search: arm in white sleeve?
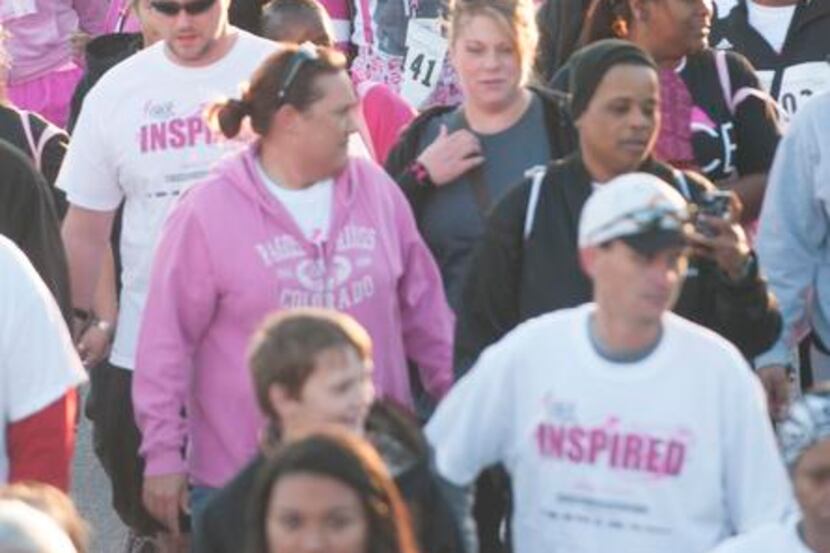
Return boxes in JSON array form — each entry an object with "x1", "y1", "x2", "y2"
[{"x1": 755, "y1": 104, "x2": 827, "y2": 368}]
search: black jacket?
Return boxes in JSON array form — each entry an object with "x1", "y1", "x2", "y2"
[
  {"x1": 711, "y1": 0, "x2": 830, "y2": 116},
  {"x1": 455, "y1": 154, "x2": 782, "y2": 373},
  {"x1": 68, "y1": 32, "x2": 142, "y2": 133},
  {"x1": 384, "y1": 86, "x2": 577, "y2": 223},
  {"x1": 0, "y1": 140, "x2": 71, "y2": 325},
  {"x1": 192, "y1": 402, "x2": 464, "y2": 553},
  {"x1": 229, "y1": 0, "x2": 266, "y2": 35},
  {"x1": 0, "y1": 105, "x2": 68, "y2": 206}
]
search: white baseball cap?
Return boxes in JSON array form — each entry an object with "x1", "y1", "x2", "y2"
[{"x1": 579, "y1": 172, "x2": 691, "y2": 255}]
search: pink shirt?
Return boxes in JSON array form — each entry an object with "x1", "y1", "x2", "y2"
[
  {"x1": 103, "y1": 0, "x2": 140, "y2": 34},
  {"x1": 1, "y1": 0, "x2": 107, "y2": 84}
]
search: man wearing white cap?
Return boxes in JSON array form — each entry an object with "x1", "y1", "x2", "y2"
[{"x1": 426, "y1": 172, "x2": 794, "y2": 553}]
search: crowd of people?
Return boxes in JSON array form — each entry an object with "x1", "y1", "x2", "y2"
[{"x1": 0, "y1": 0, "x2": 829, "y2": 552}]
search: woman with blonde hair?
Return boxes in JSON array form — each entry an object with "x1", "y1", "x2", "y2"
[{"x1": 386, "y1": 0, "x2": 574, "y2": 316}]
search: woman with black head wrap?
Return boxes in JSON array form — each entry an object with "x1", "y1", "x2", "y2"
[
  {"x1": 456, "y1": 39, "x2": 780, "y2": 376},
  {"x1": 549, "y1": 0, "x2": 781, "y2": 223}
]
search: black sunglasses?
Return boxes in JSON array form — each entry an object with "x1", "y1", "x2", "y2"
[
  {"x1": 150, "y1": 0, "x2": 216, "y2": 16},
  {"x1": 277, "y1": 46, "x2": 321, "y2": 102}
]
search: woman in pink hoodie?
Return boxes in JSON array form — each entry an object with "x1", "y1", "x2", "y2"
[{"x1": 133, "y1": 44, "x2": 454, "y2": 526}]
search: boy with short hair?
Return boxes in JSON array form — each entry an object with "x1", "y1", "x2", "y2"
[{"x1": 193, "y1": 308, "x2": 461, "y2": 553}]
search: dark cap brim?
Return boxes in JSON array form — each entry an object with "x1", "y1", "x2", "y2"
[{"x1": 619, "y1": 229, "x2": 688, "y2": 256}]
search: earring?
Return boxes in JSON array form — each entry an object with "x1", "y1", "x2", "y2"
[{"x1": 612, "y1": 15, "x2": 629, "y2": 37}]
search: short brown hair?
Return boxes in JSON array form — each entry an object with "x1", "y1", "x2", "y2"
[{"x1": 249, "y1": 308, "x2": 373, "y2": 419}]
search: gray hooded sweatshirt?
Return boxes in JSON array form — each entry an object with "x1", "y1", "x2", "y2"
[{"x1": 756, "y1": 90, "x2": 830, "y2": 368}]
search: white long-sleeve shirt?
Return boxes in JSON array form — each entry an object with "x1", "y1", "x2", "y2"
[{"x1": 427, "y1": 304, "x2": 794, "y2": 553}]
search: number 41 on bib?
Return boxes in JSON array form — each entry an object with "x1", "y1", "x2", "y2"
[{"x1": 400, "y1": 19, "x2": 449, "y2": 108}]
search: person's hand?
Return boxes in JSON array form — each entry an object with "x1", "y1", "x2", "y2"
[
  {"x1": 76, "y1": 321, "x2": 113, "y2": 368},
  {"x1": 417, "y1": 125, "x2": 484, "y2": 186},
  {"x1": 69, "y1": 31, "x2": 91, "y2": 59},
  {"x1": 143, "y1": 473, "x2": 189, "y2": 536},
  {"x1": 688, "y1": 214, "x2": 752, "y2": 281},
  {"x1": 756, "y1": 364, "x2": 791, "y2": 421}
]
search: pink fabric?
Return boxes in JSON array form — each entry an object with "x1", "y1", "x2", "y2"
[
  {"x1": 7, "y1": 63, "x2": 83, "y2": 128},
  {"x1": 359, "y1": 82, "x2": 416, "y2": 164},
  {"x1": 317, "y1": 0, "x2": 351, "y2": 49},
  {"x1": 134, "y1": 149, "x2": 454, "y2": 486},
  {"x1": 2, "y1": 0, "x2": 107, "y2": 84},
  {"x1": 653, "y1": 68, "x2": 698, "y2": 171},
  {"x1": 351, "y1": 46, "x2": 463, "y2": 108},
  {"x1": 103, "y1": 0, "x2": 141, "y2": 33}
]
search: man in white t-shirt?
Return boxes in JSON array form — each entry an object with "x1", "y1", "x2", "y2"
[
  {"x1": 56, "y1": 0, "x2": 276, "y2": 543},
  {"x1": 426, "y1": 173, "x2": 794, "y2": 553},
  {"x1": 0, "y1": 236, "x2": 86, "y2": 491},
  {"x1": 711, "y1": 387, "x2": 830, "y2": 553}
]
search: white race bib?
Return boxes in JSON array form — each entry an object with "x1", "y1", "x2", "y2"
[
  {"x1": 777, "y1": 61, "x2": 830, "y2": 116},
  {"x1": 400, "y1": 18, "x2": 448, "y2": 108}
]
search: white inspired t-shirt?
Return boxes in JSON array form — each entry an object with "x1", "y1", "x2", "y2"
[
  {"x1": 0, "y1": 237, "x2": 86, "y2": 483},
  {"x1": 426, "y1": 304, "x2": 794, "y2": 553},
  {"x1": 56, "y1": 30, "x2": 277, "y2": 370},
  {"x1": 710, "y1": 515, "x2": 813, "y2": 553},
  {"x1": 747, "y1": 1, "x2": 797, "y2": 53},
  {"x1": 255, "y1": 160, "x2": 333, "y2": 242}
]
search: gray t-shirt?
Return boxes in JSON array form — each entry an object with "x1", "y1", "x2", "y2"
[{"x1": 418, "y1": 93, "x2": 550, "y2": 311}]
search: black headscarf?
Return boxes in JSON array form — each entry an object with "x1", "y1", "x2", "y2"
[
  {"x1": 568, "y1": 38, "x2": 657, "y2": 119},
  {"x1": 0, "y1": 139, "x2": 72, "y2": 325}
]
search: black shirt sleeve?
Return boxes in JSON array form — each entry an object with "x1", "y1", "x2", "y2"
[{"x1": 726, "y1": 51, "x2": 782, "y2": 175}]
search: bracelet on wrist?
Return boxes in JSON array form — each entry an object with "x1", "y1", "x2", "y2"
[{"x1": 409, "y1": 160, "x2": 434, "y2": 187}]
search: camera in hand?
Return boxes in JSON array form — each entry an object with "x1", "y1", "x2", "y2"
[{"x1": 694, "y1": 191, "x2": 731, "y2": 238}]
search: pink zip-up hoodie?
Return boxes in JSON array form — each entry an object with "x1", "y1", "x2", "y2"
[{"x1": 133, "y1": 146, "x2": 454, "y2": 487}]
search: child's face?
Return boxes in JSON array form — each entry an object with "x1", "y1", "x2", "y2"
[{"x1": 275, "y1": 346, "x2": 375, "y2": 436}]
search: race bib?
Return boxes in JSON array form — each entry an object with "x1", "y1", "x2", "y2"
[
  {"x1": 0, "y1": 0, "x2": 37, "y2": 21},
  {"x1": 400, "y1": 18, "x2": 448, "y2": 108},
  {"x1": 777, "y1": 62, "x2": 830, "y2": 116}
]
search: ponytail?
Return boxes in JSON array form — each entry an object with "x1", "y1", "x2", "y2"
[{"x1": 212, "y1": 98, "x2": 251, "y2": 139}]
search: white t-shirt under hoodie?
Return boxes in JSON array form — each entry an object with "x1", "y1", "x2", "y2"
[
  {"x1": 255, "y1": 160, "x2": 333, "y2": 243},
  {"x1": 747, "y1": 0, "x2": 796, "y2": 54},
  {"x1": 426, "y1": 304, "x2": 794, "y2": 553},
  {"x1": 56, "y1": 29, "x2": 277, "y2": 370}
]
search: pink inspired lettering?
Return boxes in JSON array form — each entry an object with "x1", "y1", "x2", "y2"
[
  {"x1": 536, "y1": 423, "x2": 687, "y2": 477},
  {"x1": 140, "y1": 115, "x2": 216, "y2": 153}
]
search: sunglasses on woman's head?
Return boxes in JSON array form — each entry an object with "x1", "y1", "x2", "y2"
[
  {"x1": 277, "y1": 45, "x2": 321, "y2": 101},
  {"x1": 150, "y1": 0, "x2": 216, "y2": 17}
]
